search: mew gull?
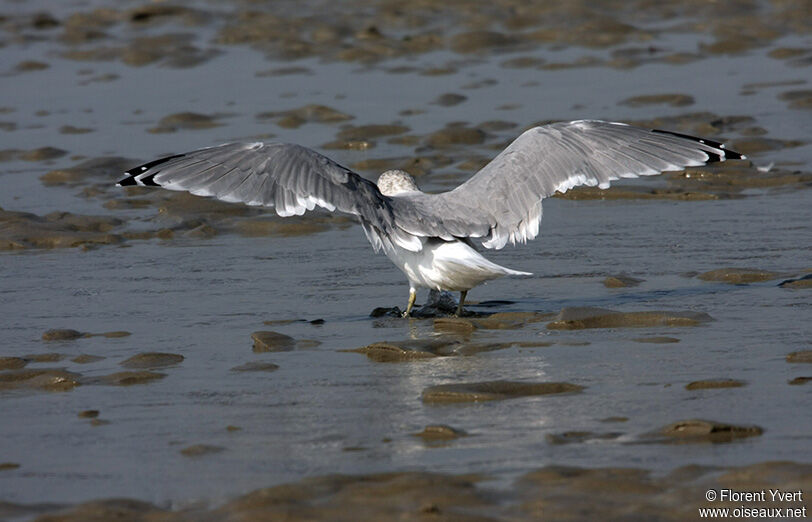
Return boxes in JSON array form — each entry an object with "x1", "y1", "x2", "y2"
[{"x1": 117, "y1": 120, "x2": 744, "y2": 317}]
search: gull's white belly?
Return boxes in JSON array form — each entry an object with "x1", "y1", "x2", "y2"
[{"x1": 384, "y1": 238, "x2": 531, "y2": 292}]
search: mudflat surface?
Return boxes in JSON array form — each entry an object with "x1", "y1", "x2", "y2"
[{"x1": 0, "y1": 0, "x2": 810, "y2": 519}]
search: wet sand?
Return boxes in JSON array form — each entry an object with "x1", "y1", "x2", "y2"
[{"x1": 0, "y1": 0, "x2": 810, "y2": 519}]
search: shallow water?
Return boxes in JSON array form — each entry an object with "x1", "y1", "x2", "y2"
[{"x1": 0, "y1": 0, "x2": 810, "y2": 515}]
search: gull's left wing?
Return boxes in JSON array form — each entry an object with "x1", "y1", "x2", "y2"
[{"x1": 389, "y1": 120, "x2": 745, "y2": 249}]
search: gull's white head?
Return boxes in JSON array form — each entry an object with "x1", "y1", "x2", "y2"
[{"x1": 377, "y1": 170, "x2": 419, "y2": 196}]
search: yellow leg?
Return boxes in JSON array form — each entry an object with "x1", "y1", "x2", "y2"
[
  {"x1": 403, "y1": 288, "x2": 416, "y2": 318},
  {"x1": 456, "y1": 290, "x2": 467, "y2": 317}
]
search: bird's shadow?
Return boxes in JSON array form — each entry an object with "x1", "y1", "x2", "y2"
[
  {"x1": 369, "y1": 280, "x2": 768, "y2": 320},
  {"x1": 369, "y1": 305, "x2": 492, "y2": 319}
]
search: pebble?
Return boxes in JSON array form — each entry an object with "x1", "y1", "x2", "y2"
[
  {"x1": 120, "y1": 352, "x2": 184, "y2": 369},
  {"x1": 148, "y1": 112, "x2": 222, "y2": 133},
  {"x1": 545, "y1": 431, "x2": 622, "y2": 445},
  {"x1": 0, "y1": 369, "x2": 82, "y2": 392},
  {"x1": 19, "y1": 147, "x2": 67, "y2": 161},
  {"x1": 336, "y1": 124, "x2": 409, "y2": 141},
  {"x1": 547, "y1": 307, "x2": 712, "y2": 329},
  {"x1": 697, "y1": 268, "x2": 779, "y2": 284},
  {"x1": 600, "y1": 416, "x2": 629, "y2": 423},
  {"x1": 422, "y1": 380, "x2": 584, "y2": 403},
  {"x1": 42, "y1": 329, "x2": 84, "y2": 341},
  {"x1": 23, "y1": 353, "x2": 65, "y2": 363},
  {"x1": 632, "y1": 336, "x2": 680, "y2": 344},
  {"x1": 786, "y1": 350, "x2": 812, "y2": 363},
  {"x1": 93, "y1": 371, "x2": 166, "y2": 386},
  {"x1": 685, "y1": 379, "x2": 746, "y2": 390},
  {"x1": 651, "y1": 419, "x2": 763, "y2": 443},
  {"x1": 603, "y1": 275, "x2": 643, "y2": 288},
  {"x1": 0, "y1": 357, "x2": 27, "y2": 370},
  {"x1": 230, "y1": 362, "x2": 280, "y2": 372},
  {"x1": 620, "y1": 93, "x2": 695, "y2": 107},
  {"x1": 348, "y1": 339, "x2": 512, "y2": 362},
  {"x1": 432, "y1": 93, "x2": 467, "y2": 107},
  {"x1": 778, "y1": 89, "x2": 812, "y2": 110},
  {"x1": 348, "y1": 342, "x2": 440, "y2": 362},
  {"x1": 425, "y1": 126, "x2": 486, "y2": 147},
  {"x1": 413, "y1": 425, "x2": 467, "y2": 441},
  {"x1": 257, "y1": 104, "x2": 353, "y2": 126},
  {"x1": 180, "y1": 444, "x2": 225, "y2": 457},
  {"x1": 251, "y1": 331, "x2": 296, "y2": 352},
  {"x1": 71, "y1": 354, "x2": 105, "y2": 364},
  {"x1": 1, "y1": 210, "x2": 123, "y2": 251},
  {"x1": 450, "y1": 30, "x2": 520, "y2": 53}
]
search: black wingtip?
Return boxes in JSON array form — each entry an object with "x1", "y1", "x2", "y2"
[
  {"x1": 122, "y1": 153, "x2": 186, "y2": 177},
  {"x1": 720, "y1": 147, "x2": 746, "y2": 161},
  {"x1": 650, "y1": 128, "x2": 744, "y2": 162},
  {"x1": 650, "y1": 128, "x2": 724, "y2": 148},
  {"x1": 704, "y1": 149, "x2": 723, "y2": 163},
  {"x1": 139, "y1": 173, "x2": 161, "y2": 187},
  {"x1": 118, "y1": 153, "x2": 186, "y2": 188}
]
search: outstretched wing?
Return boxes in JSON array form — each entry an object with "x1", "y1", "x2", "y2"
[
  {"x1": 388, "y1": 120, "x2": 745, "y2": 249},
  {"x1": 117, "y1": 142, "x2": 421, "y2": 252}
]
